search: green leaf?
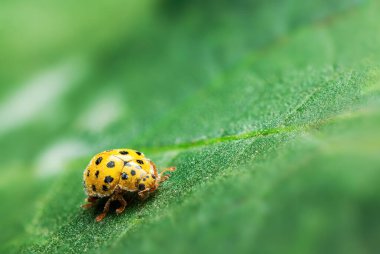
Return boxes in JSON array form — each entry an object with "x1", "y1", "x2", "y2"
[{"x1": 1, "y1": 0, "x2": 379, "y2": 253}]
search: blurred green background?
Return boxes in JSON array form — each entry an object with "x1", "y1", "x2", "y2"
[{"x1": 0, "y1": 0, "x2": 379, "y2": 253}]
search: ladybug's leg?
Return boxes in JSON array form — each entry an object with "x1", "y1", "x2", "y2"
[
  {"x1": 96, "y1": 187, "x2": 126, "y2": 221},
  {"x1": 115, "y1": 195, "x2": 127, "y2": 215},
  {"x1": 138, "y1": 189, "x2": 150, "y2": 200},
  {"x1": 149, "y1": 185, "x2": 157, "y2": 193},
  {"x1": 96, "y1": 197, "x2": 113, "y2": 222},
  {"x1": 87, "y1": 196, "x2": 98, "y2": 202},
  {"x1": 158, "y1": 167, "x2": 176, "y2": 183},
  {"x1": 81, "y1": 196, "x2": 98, "y2": 209}
]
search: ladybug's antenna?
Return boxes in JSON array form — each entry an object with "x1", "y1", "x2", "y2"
[{"x1": 158, "y1": 167, "x2": 176, "y2": 183}]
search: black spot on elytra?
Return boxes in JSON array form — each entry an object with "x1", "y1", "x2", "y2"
[
  {"x1": 121, "y1": 172, "x2": 128, "y2": 180},
  {"x1": 95, "y1": 157, "x2": 103, "y2": 165},
  {"x1": 102, "y1": 185, "x2": 108, "y2": 191},
  {"x1": 107, "y1": 161, "x2": 115, "y2": 168},
  {"x1": 87, "y1": 170, "x2": 90, "y2": 177},
  {"x1": 95, "y1": 171, "x2": 99, "y2": 178},
  {"x1": 104, "y1": 176, "x2": 114, "y2": 183},
  {"x1": 136, "y1": 159, "x2": 144, "y2": 165},
  {"x1": 138, "y1": 183, "x2": 146, "y2": 191},
  {"x1": 119, "y1": 151, "x2": 129, "y2": 155},
  {"x1": 92, "y1": 185, "x2": 96, "y2": 191},
  {"x1": 151, "y1": 174, "x2": 156, "y2": 179},
  {"x1": 136, "y1": 151, "x2": 142, "y2": 156},
  {"x1": 131, "y1": 169, "x2": 136, "y2": 176}
]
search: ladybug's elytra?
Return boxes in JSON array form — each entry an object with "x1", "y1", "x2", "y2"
[{"x1": 82, "y1": 149, "x2": 175, "y2": 221}]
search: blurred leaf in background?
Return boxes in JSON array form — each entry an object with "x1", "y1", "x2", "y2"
[{"x1": 0, "y1": 0, "x2": 379, "y2": 253}]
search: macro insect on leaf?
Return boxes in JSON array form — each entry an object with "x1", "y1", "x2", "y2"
[{"x1": 82, "y1": 149, "x2": 176, "y2": 221}]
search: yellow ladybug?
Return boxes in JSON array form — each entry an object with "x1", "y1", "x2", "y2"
[{"x1": 82, "y1": 149, "x2": 175, "y2": 221}]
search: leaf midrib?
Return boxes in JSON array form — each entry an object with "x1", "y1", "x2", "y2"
[{"x1": 141, "y1": 108, "x2": 366, "y2": 154}]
